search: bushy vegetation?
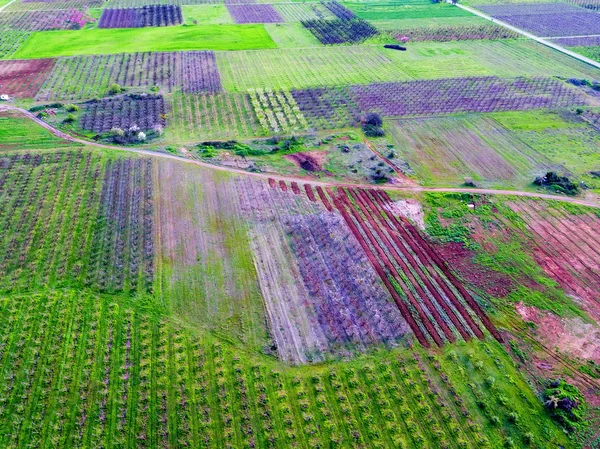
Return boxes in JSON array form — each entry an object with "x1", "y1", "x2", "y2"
[
  {"x1": 533, "y1": 171, "x2": 579, "y2": 195},
  {"x1": 543, "y1": 379, "x2": 588, "y2": 433}
]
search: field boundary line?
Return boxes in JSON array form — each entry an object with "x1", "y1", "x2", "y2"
[
  {"x1": 447, "y1": 1, "x2": 600, "y2": 71},
  {"x1": 1, "y1": 104, "x2": 599, "y2": 209}
]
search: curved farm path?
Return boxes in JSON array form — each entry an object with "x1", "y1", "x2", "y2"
[{"x1": 2, "y1": 104, "x2": 600, "y2": 209}]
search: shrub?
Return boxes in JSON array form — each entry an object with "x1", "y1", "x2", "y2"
[
  {"x1": 109, "y1": 83, "x2": 122, "y2": 95},
  {"x1": 533, "y1": 171, "x2": 579, "y2": 195},
  {"x1": 363, "y1": 124, "x2": 385, "y2": 137},
  {"x1": 66, "y1": 104, "x2": 79, "y2": 112},
  {"x1": 364, "y1": 112, "x2": 383, "y2": 127},
  {"x1": 64, "y1": 113, "x2": 76, "y2": 123},
  {"x1": 543, "y1": 379, "x2": 588, "y2": 433}
]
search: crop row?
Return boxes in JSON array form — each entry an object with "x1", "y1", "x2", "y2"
[
  {"x1": 0, "y1": 9, "x2": 92, "y2": 31},
  {"x1": 241, "y1": 178, "x2": 409, "y2": 362},
  {"x1": 79, "y1": 94, "x2": 167, "y2": 133},
  {"x1": 291, "y1": 86, "x2": 361, "y2": 129},
  {"x1": 565, "y1": 0, "x2": 600, "y2": 10},
  {"x1": 391, "y1": 24, "x2": 519, "y2": 42},
  {"x1": 478, "y1": 4, "x2": 600, "y2": 37},
  {"x1": 0, "y1": 30, "x2": 30, "y2": 59},
  {"x1": 98, "y1": 5, "x2": 183, "y2": 28},
  {"x1": 0, "y1": 151, "x2": 154, "y2": 294},
  {"x1": 248, "y1": 88, "x2": 308, "y2": 133},
  {"x1": 170, "y1": 92, "x2": 261, "y2": 141},
  {"x1": 322, "y1": 0, "x2": 355, "y2": 20},
  {"x1": 84, "y1": 157, "x2": 154, "y2": 293},
  {"x1": 328, "y1": 186, "x2": 501, "y2": 347},
  {"x1": 36, "y1": 51, "x2": 221, "y2": 101},
  {"x1": 0, "y1": 288, "x2": 570, "y2": 448},
  {"x1": 349, "y1": 77, "x2": 592, "y2": 116},
  {"x1": 302, "y1": 18, "x2": 378, "y2": 44},
  {"x1": 227, "y1": 4, "x2": 283, "y2": 23},
  {"x1": 0, "y1": 58, "x2": 55, "y2": 98}
]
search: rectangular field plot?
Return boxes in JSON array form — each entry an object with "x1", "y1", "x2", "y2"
[
  {"x1": 227, "y1": 4, "x2": 283, "y2": 23},
  {"x1": 349, "y1": 77, "x2": 591, "y2": 117},
  {"x1": 154, "y1": 161, "x2": 270, "y2": 351},
  {"x1": 302, "y1": 18, "x2": 379, "y2": 44},
  {"x1": 388, "y1": 115, "x2": 560, "y2": 187},
  {"x1": 0, "y1": 9, "x2": 93, "y2": 31},
  {"x1": 0, "y1": 58, "x2": 55, "y2": 98},
  {"x1": 388, "y1": 109, "x2": 600, "y2": 188},
  {"x1": 217, "y1": 40, "x2": 600, "y2": 92},
  {"x1": 0, "y1": 150, "x2": 154, "y2": 294},
  {"x1": 386, "y1": 22, "x2": 519, "y2": 42},
  {"x1": 98, "y1": 5, "x2": 183, "y2": 28},
  {"x1": 170, "y1": 92, "x2": 261, "y2": 141},
  {"x1": 347, "y1": 0, "x2": 473, "y2": 20},
  {"x1": 36, "y1": 51, "x2": 221, "y2": 101},
  {"x1": 79, "y1": 94, "x2": 167, "y2": 133},
  {"x1": 238, "y1": 178, "x2": 411, "y2": 362},
  {"x1": 11, "y1": 24, "x2": 276, "y2": 59},
  {"x1": 478, "y1": 3, "x2": 600, "y2": 37}
]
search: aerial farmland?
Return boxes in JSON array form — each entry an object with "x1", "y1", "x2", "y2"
[{"x1": 0, "y1": 0, "x2": 600, "y2": 446}]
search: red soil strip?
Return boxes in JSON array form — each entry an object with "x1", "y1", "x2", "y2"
[
  {"x1": 268, "y1": 178, "x2": 276, "y2": 188},
  {"x1": 355, "y1": 188, "x2": 481, "y2": 341},
  {"x1": 304, "y1": 184, "x2": 317, "y2": 202},
  {"x1": 279, "y1": 180, "x2": 288, "y2": 192},
  {"x1": 376, "y1": 190, "x2": 503, "y2": 342},
  {"x1": 327, "y1": 187, "x2": 430, "y2": 347},
  {"x1": 0, "y1": 59, "x2": 55, "y2": 98},
  {"x1": 366, "y1": 189, "x2": 485, "y2": 339},
  {"x1": 291, "y1": 181, "x2": 301, "y2": 195},
  {"x1": 315, "y1": 186, "x2": 332, "y2": 212},
  {"x1": 346, "y1": 188, "x2": 457, "y2": 342}
]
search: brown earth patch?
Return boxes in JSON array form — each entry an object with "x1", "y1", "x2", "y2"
[
  {"x1": 0, "y1": 59, "x2": 55, "y2": 98},
  {"x1": 437, "y1": 242, "x2": 514, "y2": 298},
  {"x1": 515, "y1": 302, "x2": 600, "y2": 364},
  {"x1": 285, "y1": 151, "x2": 325, "y2": 172}
]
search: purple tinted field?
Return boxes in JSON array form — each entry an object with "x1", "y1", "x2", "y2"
[
  {"x1": 350, "y1": 77, "x2": 591, "y2": 116},
  {"x1": 98, "y1": 5, "x2": 182, "y2": 28},
  {"x1": 478, "y1": 3, "x2": 600, "y2": 36},
  {"x1": 227, "y1": 4, "x2": 283, "y2": 23},
  {"x1": 551, "y1": 36, "x2": 600, "y2": 46}
]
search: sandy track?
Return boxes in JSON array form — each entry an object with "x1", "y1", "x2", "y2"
[{"x1": 2, "y1": 104, "x2": 599, "y2": 209}]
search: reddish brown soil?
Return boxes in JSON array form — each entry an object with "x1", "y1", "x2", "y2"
[
  {"x1": 516, "y1": 303, "x2": 600, "y2": 364},
  {"x1": 508, "y1": 201, "x2": 600, "y2": 320},
  {"x1": 436, "y1": 242, "x2": 514, "y2": 298},
  {"x1": 285, "y1": 151, "x2": 324, "y2": 172},
  {"x1": 0, "y1": 59, "x2": 55, "y2": 98}
]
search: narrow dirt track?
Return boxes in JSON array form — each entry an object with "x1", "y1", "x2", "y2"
[{"x1": 2, "y1": 104, "x2": 600, "y2": 209}]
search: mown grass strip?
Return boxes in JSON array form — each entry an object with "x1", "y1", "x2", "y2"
[{"x1": 11, "y1": 24, "x2": 276, "y2": 59}]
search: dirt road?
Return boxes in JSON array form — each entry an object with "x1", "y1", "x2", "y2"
[{"x1": 2, "y1": 104, "x2": 599, "y2": 209}]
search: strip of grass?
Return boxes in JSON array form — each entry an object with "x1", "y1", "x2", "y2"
[
  {"x1": 0, "y1": 113, "x2": 79, "y2": 150},
  {"x1": 11, "y1": 24, "x2": 276, "y2": 59},
  {"x1": 182, "y1": 5, "x2": 232, "y2": 25}
]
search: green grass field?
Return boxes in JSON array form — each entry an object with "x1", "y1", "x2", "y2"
[
  {"x1": 217, "y1": 40, "x2": 600, "y2": 92},
  {"x1": 346, "y1": 2, "x2": 473, "y2": 20},
  {"x1": 182, "y1": 5, "x2": 233, "y2": 25},
  {"x1": 0, "y1": 112, "x2": 79, "y2": 149},
  {"x1": 11, "y1": 24, "x2": 277, "y2": 59}
]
